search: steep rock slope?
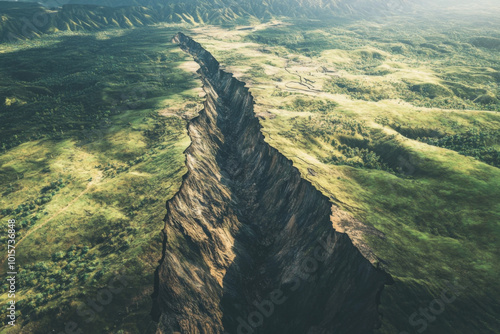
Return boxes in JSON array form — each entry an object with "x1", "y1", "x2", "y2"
[{"x1": 151, "y1": 32, "x2": 391, "y2": 334}]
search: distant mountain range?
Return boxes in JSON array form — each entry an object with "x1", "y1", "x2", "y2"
[
  {"x1": 0, "y1": 0, "x2": 411, "y2": 42},
  {"x1": 14, "y1": 0, "x2": 411, "y2": 12},
  {"x1": 2, "y1": 0, "x2": 498, "y2": 43}
]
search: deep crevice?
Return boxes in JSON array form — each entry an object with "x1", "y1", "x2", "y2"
[{"x1": 151, "y1": 32, "x2": 392, "y2": 334}]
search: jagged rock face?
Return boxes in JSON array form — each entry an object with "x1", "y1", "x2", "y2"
[{"x1": 152, "y1": 32, "x2": 390, "y2": 334}]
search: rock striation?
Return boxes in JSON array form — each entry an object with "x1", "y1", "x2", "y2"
[{"x1": 151, "y1": 32, "x2": 391, "y2": 334}]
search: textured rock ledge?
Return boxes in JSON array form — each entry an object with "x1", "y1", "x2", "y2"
[{"x1": 151, "y1": 32, "x2": 391, "y2": 334}]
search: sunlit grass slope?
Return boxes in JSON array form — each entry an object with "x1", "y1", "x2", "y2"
[
  {"x1": 187, "y1": 17, "x2": 500, "y2": 334},
  {"x1": 0, "y1": 26, "x2": 203, "y2": 333}
]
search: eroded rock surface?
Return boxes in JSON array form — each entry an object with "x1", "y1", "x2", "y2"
[{"x1": 152, "y1": 32, "x2": 391, "y2": 334}]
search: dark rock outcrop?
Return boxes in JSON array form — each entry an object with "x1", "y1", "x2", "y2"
[{"x1": 151, "y1": 32, "x2": 391, "y2": 334}]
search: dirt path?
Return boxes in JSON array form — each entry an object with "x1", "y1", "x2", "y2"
[{"x1": 3, "y1": 173, "x2": 103, "y2": 262}]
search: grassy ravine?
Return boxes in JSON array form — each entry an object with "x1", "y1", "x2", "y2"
[
  {"x1": 188, "y1": 16, "x2": 500, "y2": 334},
  {"x1": 0, "y1": 26, "x2": 202, "y2": 333}
]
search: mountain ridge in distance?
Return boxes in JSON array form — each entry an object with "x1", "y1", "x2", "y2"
[{"x1": 1, "y1": 0, "x2": 412, "y2": 42}]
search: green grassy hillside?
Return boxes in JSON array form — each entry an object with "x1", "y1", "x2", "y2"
[
  {"x1": 0, "y1": 26, "x2": 203, "y2": 333},
  {"x1": 185, "y1": 17, "x2": 500, "y2": 333}
]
